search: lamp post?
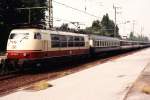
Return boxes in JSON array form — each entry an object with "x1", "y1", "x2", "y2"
[
  {"x1": 132, "y1": 20, "x2": 136, "y2": 35},
  {"x1": 113, "y1": 4, "x2": 121, "y2": 37}
]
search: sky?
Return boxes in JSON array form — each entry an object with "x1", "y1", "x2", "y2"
[{"x1": 52, "y1": 0, "x2": 150, "y2": 38}]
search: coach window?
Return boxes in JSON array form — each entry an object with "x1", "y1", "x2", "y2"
[
  {"x1": 106, "y1": 42, "x2": 108, "y2": 47},
  {"x1": 100, "y1": 41, "x2": 103, "y2": 47},
  {"x1": 108, "y1": 41, "x2": 110, "y2": 46},
  {"x1": 101, "y1": 41, "x2": 103, "y2": 47},
  {"x1": 114, "y1": 42, "x2": 116, "y2": 46},
  {"x1": 99, "y1": 41, "x2": 101, "y2": 47},
  {"x1": 95, "y1": 41, "x2": 97, "y2": 46},
  {"x1": 93, "y1": 40, "x2": 96, "y2": 46},
  {"x1": 34, "y1": 33, "x2": 41, "y2": 40},
  {"x1": 95, "y1": 41, "x2": 98, "y2": 47},
  {"x1": 105, "y1": 42, "x2": 107, "y2": 47},
  {"x1": 79, "y1": 37, "x2": 85, "y2": 47},
  {"x1": 103, "y1": 41, "x2": 105, "y2": 47},
  {"x1": 111, "y1": 42, "x2": 113, "y2": 46},
  {"x1": 102, "y1": 41, "x2": 104, "y2": 47},
  {"x1": 113, "y1": 42, "x2": 115, "y2": 46},
  {"x1": 96, "y1": 41, "x2": 98, "y2": 46},
  {"x1": 51, "y1": 34, "x2": 60, "y2": 47},
  {"x1": 115, "y1": 42, "x2": 117, "y2": 46},
  {"x1": 74, "y1": 36, "x2": 80, "y2": 47},
  {"x1": 97, "y1": 41, "x2": 99, "y2": 47},
  {"x1": 95, "y1": 41, "x2": 97, "y2": 47},
  {"x1": 68, "y1": 36, "x2": 74, "y2": 47},
  {"x1": 60, "y1": 35, "x2": 67, "y2": 47},
  {"x1": 116, "y1": 42, "x2": 118, "y2": 46}
]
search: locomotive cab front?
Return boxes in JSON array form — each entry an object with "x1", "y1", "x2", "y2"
[{"x1": 6, "y1": 29, "x2": 43, "y2": 60}]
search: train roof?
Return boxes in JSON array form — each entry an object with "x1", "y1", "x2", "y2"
[
  {"x1": 50, "y1": 31, "x2": 88, "y2": 37},
  {"x1": 10, "y1": 28, "x2": 88, "y2": 37},
  {"x1": 120, "y1": 39, "x2": 150, "y2": 43},
  {"x1": 89, "y1": 35, "x2": 120, "y2": 41}
]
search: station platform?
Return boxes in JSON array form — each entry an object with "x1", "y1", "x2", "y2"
[{"x1": 1, "y1": 48, "x2": 150, "y2": 100}]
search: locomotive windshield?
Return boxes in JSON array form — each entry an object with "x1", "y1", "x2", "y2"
[{"x1": 9, "y1": 33, "x2": 29, "y2": 39}]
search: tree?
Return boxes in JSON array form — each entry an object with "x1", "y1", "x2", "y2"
[
  {"x1": 85, "y1": 20, "x2": 102, "y2": 35},
  {"x1": 85, "y1": 13, "x2": 120, "y2": 37},
  {"x1": 19, "y1": 0, "x2": 46, "y2": 24},
  {"x1": 128, "y1": 32, "x2": 149, "y2": 42},
  {"x1": 137, "y1": 35, "x2": 149, "y2": 42},
  {"x1": 59, "y1": 23, "x2": 69, "y2": 31},
  {"x1": 101, "y1": 13, "x2": 119, "y2": 37},
  {"x1": 0, "y1": 0, "x2": 22, "y2": 51},
  {"x1": 129, "y1": 32, "x2": 136, "y2": 40},
  {"x1": 0, "y1": 0, "x2": 47, "y2": 51}
]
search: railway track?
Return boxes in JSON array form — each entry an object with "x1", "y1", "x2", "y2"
[
  {"x1": 0, "y1": 74, "x2": 21, "y2": 81},
  {"x1": 0, "y1": 48, "x2": 147, "y2": 97}
]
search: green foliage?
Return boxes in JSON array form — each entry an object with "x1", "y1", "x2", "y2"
[
  {"x1": 128, "y1": 32, "x2": 149, "y2": 42},
  {"x1": 0, "y1": 0, "x2": 22, "y2": 50},
  {"x1": 0, "y1": 0, "x2": 47, "y2": 51},
  {"x1": 59, "y1": 23, "x2": 69, "y2": 31},
  {"x1": 19, "y1": 0, "x2": 46, "y2": 24},
  {"x1": 86, "y1": 20, "x2": 102, "y2": 35},
  {"x1": 85, "y1": 13, "x2": 120, "y2": 37}
]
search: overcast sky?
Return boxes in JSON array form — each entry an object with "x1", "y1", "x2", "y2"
[{"x1": 52, "y1": 0, "x2": 150, "y2": 37}]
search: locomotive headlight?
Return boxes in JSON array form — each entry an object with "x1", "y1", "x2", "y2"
[
  {"x1": 5, "y1": 53, "x2": 8, "y2": 56},
  {"x1": 23, "y1": 53, "x2": 30, "y2": 57},
  {"x1": 23, "y1": 53, "x2": 27, "y2": 56}
]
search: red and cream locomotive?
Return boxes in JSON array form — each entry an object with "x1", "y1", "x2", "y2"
[{"x1": 6, "y1": 28, "x2": 90, "y2": 66}]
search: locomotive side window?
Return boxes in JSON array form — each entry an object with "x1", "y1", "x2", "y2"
[
  {"x1": 74, "y1": 36, "x2": 80, "y2": 47},
  {"x1": 51, "y1": 35, "x2": 85, "y2": 48},
  {"x1": 60, "y1": 35, "x2": 67, "y2": 47},
  {"x1": 79, "y1": 37, "x2": 85, "y2": 47},
  {"x1": 51, "y1": 34, "x2": 60, "y2": 47},
  {"x1": 68, "y1": 36, "x2": 74, "y2": 47},
  {"x1": 34, "y1": 33, "x2": 41, "y2": 40}
]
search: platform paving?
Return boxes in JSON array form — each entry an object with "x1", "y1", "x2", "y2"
[
  {"x1": 124, "y1": 56, "x2": 150, "y2": 100},
  {"x1": 1, "y1": 48, "x2": 150, "y2": 100}
]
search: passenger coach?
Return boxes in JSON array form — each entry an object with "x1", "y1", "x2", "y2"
[{"x1": 89, "y1": 35, "x2": 120, "y2": 53}]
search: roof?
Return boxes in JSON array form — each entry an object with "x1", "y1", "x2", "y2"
[
  {"x1": 10, "y1": 28, "x2": 88, "y2": 37},
  {"x1": 89, "y1": 35, "x2": 120, "y2": 41}
]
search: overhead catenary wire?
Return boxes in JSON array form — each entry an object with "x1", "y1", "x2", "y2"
[
  {"x1": 53, "y1": 17, "x2": 85, "y2": 29},
  {"x1": 53, "y1": 17, "x2": 84, "y2": 24},
  {"x1": 53, "y1": 0, "x2": 100, "y2": 19}
]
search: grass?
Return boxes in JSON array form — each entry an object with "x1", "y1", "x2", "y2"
[
  {"x1": 142, "y1": 85, "x2": 150, "y2": 94},
  {"x1": 25, "y1": 80, "x2": 53, "y2": 91}
]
